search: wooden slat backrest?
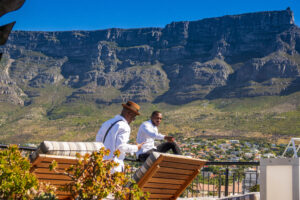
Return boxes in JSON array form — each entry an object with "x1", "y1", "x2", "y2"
[
  {"x1": 137, "y1": 154, "x2": 206, "y2": 200},
  {"x1": 31, "y1": 154, "x2": 78, "y2": 200}
]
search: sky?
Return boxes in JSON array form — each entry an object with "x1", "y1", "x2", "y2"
[{"x1": 0, "y1": 0, "x2": 299, "y2": 31}]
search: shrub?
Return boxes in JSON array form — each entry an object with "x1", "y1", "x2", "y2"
[
  {"x1": 0, "y1": 145, "x2": 39, "y2": 199},
  {"x1": 50, "y1": 147, "x2": 148, "y2": 200},
  {"x1": 34, "y1": 182, "x2": 57, "y2": 200},
  {"x1": 0, "y1": 145, "x2": 148, "y2": 199},
  {"x1": 34, "y1": 192, "x2": 56, "y2": 200},
  {"x1": 249, "y1": 184, "x2": 260, "y2": 192}
]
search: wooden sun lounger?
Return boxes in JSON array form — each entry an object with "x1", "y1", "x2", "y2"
[
  {"x1": 30, "y1": 141, "x2": 206, "y2": 200},
  {"x1": 134, "y1": 153, "x2": 207, "y2": 200},
  {"x1": 29, "y1": 141, "x2": 105, "y2": 199},
  {"x1": 30, "y1": 154, "x2": 78, "y2": 200}
]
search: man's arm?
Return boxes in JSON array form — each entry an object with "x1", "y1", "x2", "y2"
[
  {"x1": 164, "y1": 136, "x2": 175, "y2": 142},
  {"x1": 116, "y1": 126, "x2": 139, "y2": 153}
]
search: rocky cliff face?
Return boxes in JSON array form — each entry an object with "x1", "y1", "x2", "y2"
[{"x1": 0, "y1": 8, "x2": 300, "y2": 105}]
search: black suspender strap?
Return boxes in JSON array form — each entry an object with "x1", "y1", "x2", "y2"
[{"x1": 103, "y1": 120, "x2": 122, "y2": 144}]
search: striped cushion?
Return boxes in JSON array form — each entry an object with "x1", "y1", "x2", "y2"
[
  {"x1": 133, "y1": 152, "x2": 161, "y2": 183},
  {"x1": 30, "y1": 141, "x2": 104, "y2": 162}
]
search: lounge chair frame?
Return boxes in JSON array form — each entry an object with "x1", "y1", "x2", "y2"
[{"x1": 136, "y1": 154, "x2": 206, "y2": 200}]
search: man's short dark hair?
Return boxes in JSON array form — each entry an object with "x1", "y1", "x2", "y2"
[{"x1": 151, "y1": 111, "x2": 161, "y2": 118}]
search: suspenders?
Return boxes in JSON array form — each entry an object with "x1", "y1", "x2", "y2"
[{"x1": 103, "y1": 120, "x2": 122, "y2": 144}]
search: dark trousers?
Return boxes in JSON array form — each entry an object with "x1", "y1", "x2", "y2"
[{"x1": 138, "y1": 142, "x2": 182, "y2": 162}]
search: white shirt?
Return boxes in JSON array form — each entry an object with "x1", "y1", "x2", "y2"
[
  {"x1": 136, "y1": 120, "x2": 165, "y2": 157},
  {"x1": 96, "y1": 115, "x2": 138, "y2": 172}
]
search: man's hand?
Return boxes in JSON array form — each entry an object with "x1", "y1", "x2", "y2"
[
  {"x1": 164, "y1": 136, "x2": 175, "y2": 142},
  {"x1": 137, "y1": 142, "x2": 144, "y2": 150}
]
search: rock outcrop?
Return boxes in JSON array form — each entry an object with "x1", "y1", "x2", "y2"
[{"x1": 0, "y1": 8, "x2": 300, "y2": 105}]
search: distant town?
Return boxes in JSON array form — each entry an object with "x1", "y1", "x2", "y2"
[{"x1": 173, "y1": 136, "x2": 288, "y2": 162}]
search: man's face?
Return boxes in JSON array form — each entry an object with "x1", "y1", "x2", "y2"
[
  {"x1": 151, "y1": 113, "x2": 163, "y2": 126},
  {"x1": 127, "y1": 111, "x2": 137, "y2": 124}
]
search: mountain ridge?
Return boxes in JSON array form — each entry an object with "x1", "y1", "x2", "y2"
[
  {"x1": 0, "y1": 8, "x2": 300, "y2": 143},
  {"x1": 0, "y1": 8, "x2": 299, "y2": 106}
]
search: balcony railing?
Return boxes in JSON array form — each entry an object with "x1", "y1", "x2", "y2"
[
  {"x1": 184, "y1": 161, "x2": 259, "y2": 198},
  {"x1": 1, "y1": 144, "x2": 260, "y2": 198},
  {"x1": 124, "y1": 158, "x2": 260, "y2": 198}
]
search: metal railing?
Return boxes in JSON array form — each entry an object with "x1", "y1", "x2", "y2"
[
  {"x1": 125, "y1": 158, "x2": 260, "y2": 199},
  {"x1": 1, "y1": 145, "x2": 259, "y2": 198},
  {"x1": 183, "y1": 162, "x2": 259, "y2": 198},
  {"x1": 0, "y1": 144, "x2": 37, "y2": 151}
]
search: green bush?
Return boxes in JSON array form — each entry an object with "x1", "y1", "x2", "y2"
[
  {"x1": 0, "y1": 145, "x2": 39, "y2": 199},
  {"x1": 249, "y1": 184, "x2": 260, "y2": 192},
  {"x1": 0, "y1": 145, "x2": 148, "y2": 200},
  {"x1": 34, "y1": 192, "x2": 56, "y2": 200},
  {"x1": 50, "y1": 148, "x2": 148, "y2": 200}
]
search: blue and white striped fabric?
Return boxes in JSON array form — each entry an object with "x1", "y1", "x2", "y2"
[{"x1": 133, "y1": 152, "x2": 161, "y2": 183}]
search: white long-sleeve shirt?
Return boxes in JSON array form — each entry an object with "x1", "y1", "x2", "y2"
[
  {"x1": 136, "y1": 120, "x2": 165, "y2": 157},
  {"x1": 96, "y1": 115, "x2": 138, "y2": 172}
]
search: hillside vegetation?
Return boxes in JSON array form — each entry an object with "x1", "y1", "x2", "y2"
[
  {"x1": 1, "y1": 9, "x2": 300, "y2": 145},
  {"x1": 0, "y1": 89, "x2": 299, "y2": 144}
]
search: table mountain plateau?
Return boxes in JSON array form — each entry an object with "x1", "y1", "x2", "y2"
[{"x1": 1, "y1": 8, "x2": 300, "y2": 106}]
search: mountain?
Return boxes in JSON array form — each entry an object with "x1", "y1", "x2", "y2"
[
  {"x1": 1, "y1": 9, "x2": 300, "y2": 144},
  {"x1": 0, "y1": 8, "x2": 299, "y2": 106}
]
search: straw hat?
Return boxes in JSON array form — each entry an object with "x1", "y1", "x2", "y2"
[{"x1": 122, "y1": 101, "x2": 140, "y2": 115}]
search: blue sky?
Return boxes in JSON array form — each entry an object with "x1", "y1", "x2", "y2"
[{"x1": 0, "y1": 0, "x2": 299, "y2": 31}]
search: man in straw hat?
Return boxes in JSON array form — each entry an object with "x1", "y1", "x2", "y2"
[{"x1": 96, "y1": 100, "x2": 143, "y2": 172}]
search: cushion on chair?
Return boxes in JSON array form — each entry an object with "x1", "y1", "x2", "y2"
[
  {"x1": 30, "y1": 141, "x2": 104, "y2": 162},
  {"x1": 133, "y1": 152, "x2": 202, "y2": 183},
  {"x1": 133, "y1": 152, "x2": 161, "y2": 183}
]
